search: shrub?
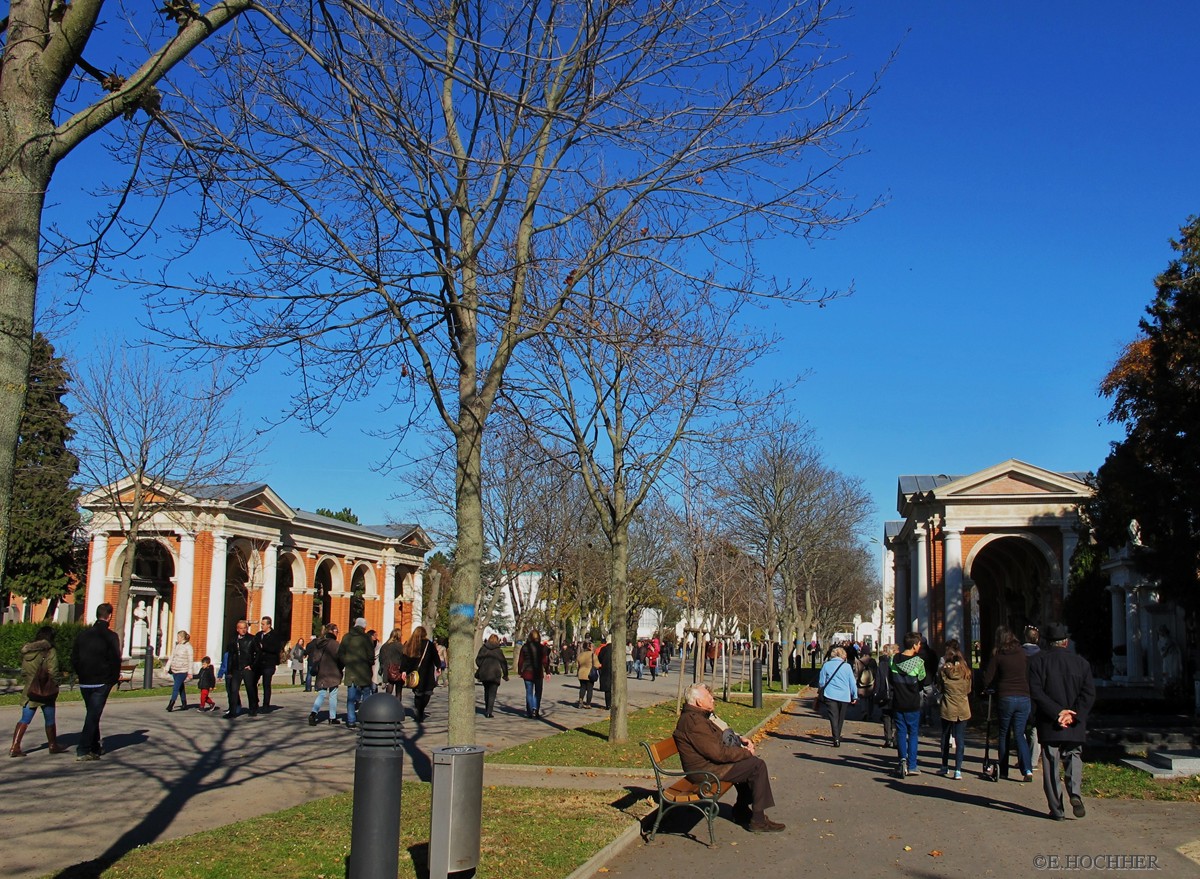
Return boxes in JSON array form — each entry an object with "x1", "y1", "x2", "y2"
[{"x1": 0, "y1": 621, "x2": 87, "y2": 675}]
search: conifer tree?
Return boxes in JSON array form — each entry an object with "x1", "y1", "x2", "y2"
[{"x1": 4, "y1": 334, "x2": 81, "y2": 615}]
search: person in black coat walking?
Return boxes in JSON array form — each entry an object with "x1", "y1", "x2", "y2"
[
  {"x1": 1028, "y1": 622, "x2": 1096, "y2": 821},
  {"x1": 475, "y1": 634, "x2": 509, "y2": 718},
  {"x1": 71, "y1": 603, "x2": 121, "y2": 761}
]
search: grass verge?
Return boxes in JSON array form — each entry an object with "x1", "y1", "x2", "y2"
[
  {"x1": 486, "y1": 697, "x2": 785, "y2": 769},
  {"x1": 1083, "y1": 760, "x2": 1200, "y2": 802},
  {"x1": 57, "y1": 784, "x2": 630, "y2": 879}
]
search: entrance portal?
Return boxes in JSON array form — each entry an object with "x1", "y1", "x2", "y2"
[{"x1": 968, "y1": 535, "x2": 1054, "y2": 657}]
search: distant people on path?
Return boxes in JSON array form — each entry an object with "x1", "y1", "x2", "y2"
[
  {"x1": 219, "y1": 619, "x2": 261, "y2": 719},
  {"x1": 875, "y1": 644, "x2": 896, "y2": 748},
  {"x1": 71, "y1": 602, "x2": 121, "y2": 761},
  {"x1": 984, "y1": 626, "x2": 1033, "y2": 782},
  {"x1": 254, "y1": 616, "x2": 284, "y2": 709},
  {"x1": 307, "y1": 624, "x2": 344, "y2": 725},
  {"x1": 625, "y1": 642, "x2": 634, "y2": 674},
  {"x1": 197, "y1": 656, "x2": 218, "y2": 711},
  {"x1": 575, "y1": 640, "x2": 596, "y2": 709},
  {"x1": 289, "y1": 637, "x2": 308, "y2": 688},
  {"x1": 808, "y1": 637, "x2": 820, "y2": 669},
  {"x1": 647, "y1": 640, "x2": 658, "y2": 681},
  {"x1": 403, "y1": 625, "x2": 442, "y2": 723},
  {"x1": 379, "y1": 628, "x2": 407, "y2": 702},
  {"x1": 1022, "y1": 625, "x2": 1042, "y2": 770},
  {"x1": 937, "y1": 643, "x2": 972, "y2": 780},
  {"x1": 339, "y1": 617, "x2": 376, "y2": 729},
  {"x1": 518, "y1": 630, "x2": 551, "y2": 719},
  {"x1": 889, "y1": 632, "x2": 926, "y2": 777},
  {"x1": 673, "y1": 683, "x2": 784, "y2": 833},
  {"x1": 165, "y1": 630, "x2": 194, "y2": 712},
  {"x1": 705, "y1": 640, "x2": 718, "y2": 674},
  {"x1": 597, "y1": 637, "x2": 613, "y2": 709},
  {"x1": 633, "y1": 640, "x2": 646, "y2": 680},
  {"x1": 11, "y1": 625, "x2": 69, "y2": 757},
  {"x1": 1029, "y1": 622, "x2": 1096, "y2": 821},
  {"x1": 818, "y1": 645, "x2": 857, "y2": 748},
  {"x1": 475, "y1": 633, "x2": 509, "y2": 718}
]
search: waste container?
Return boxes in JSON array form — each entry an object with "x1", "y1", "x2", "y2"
[{"x1": 429, "y1": 745, "x2": 485, "y2": 879}]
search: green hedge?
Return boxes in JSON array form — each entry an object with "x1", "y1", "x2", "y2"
[{"x1": 0, "y1": 622, "x2": 87, "y2": 675}]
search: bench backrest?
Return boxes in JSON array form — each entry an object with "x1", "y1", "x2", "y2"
[{"x1": 645, "y1": 737, "x2": 678, "y2": 766}]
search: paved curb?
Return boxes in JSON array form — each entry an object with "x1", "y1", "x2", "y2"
[{"x1": 554, "y1": 695, "x2": 798, "y2": 879}]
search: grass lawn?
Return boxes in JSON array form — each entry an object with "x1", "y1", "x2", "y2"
[
  {"x1": 1083, "y1": 760, "x2": 1200, "y2": 802},
  {"x1": 486, "y1": 697, "x2": 786, "y2": 769},
  {"x1": 60, "y1": 783, "x2": 631, "y2": 879}
]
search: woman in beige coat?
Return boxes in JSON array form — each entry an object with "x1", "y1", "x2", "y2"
[
  {"x1": 576, "y1": 641, "x2": 596, "y2": 708},
  {"x1": 938, "y1": 643, "x2": 973, "y2": 779}
]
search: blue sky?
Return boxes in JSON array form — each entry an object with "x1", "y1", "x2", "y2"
[{"x1": 44, "y1": 2, "x2": 1200, "y2": 550}]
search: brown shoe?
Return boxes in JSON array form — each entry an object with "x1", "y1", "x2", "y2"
[{"x1": 748, "y1": 816, "x2": 785, "y2": 833}]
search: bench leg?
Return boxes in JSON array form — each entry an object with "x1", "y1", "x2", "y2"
[
  {"x1": 648, "y1": 804, "x2": 667, "y2": 842},
  {"x1": 705, "y1": 803, "x2": 717, "y2": 846}
]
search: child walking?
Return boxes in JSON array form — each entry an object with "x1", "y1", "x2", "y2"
[{"x1": 197, "y1": 656, "x2": 219, "y2": 712}]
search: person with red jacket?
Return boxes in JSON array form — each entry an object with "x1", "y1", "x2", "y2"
[{"x1": 517, "y1": 630, "x2": 551, "y2": 718}]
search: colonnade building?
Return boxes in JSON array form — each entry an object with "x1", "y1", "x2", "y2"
[{"x1": 81, "y1": 478, "x2": 431, "y2": 660}]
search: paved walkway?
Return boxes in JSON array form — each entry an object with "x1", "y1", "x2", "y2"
[
  {"x1": 581, "y1": 701, "x2": 1200, "y2": 879},
  {"x1": 0, "y1": 663, "x2": 723, "y2": 879}
]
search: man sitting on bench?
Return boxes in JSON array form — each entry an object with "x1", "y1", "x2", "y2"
[{"x1": 673, "y1": 683, "x2": 784, "y2": 833}]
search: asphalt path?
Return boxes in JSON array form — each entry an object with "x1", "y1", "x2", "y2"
[
  {"x1": 581, "y1": 699, "x2": 1200, "y2": 879},
  {"x1": 0, "y1": 659, "x2": 738, "y2": 879}
]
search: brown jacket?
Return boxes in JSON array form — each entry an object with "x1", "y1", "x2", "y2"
[
  {"x1": 938, "y1": 660, "x2": 973, "y2": 722},
  {"x1": 673, "y1": 703, "x2": 751, "y2": 781}
]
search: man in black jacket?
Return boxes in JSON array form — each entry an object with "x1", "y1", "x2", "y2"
[
  {"x1": 254, "y1": 616, "x2": 284, "y2": 709},
  {"x1": 221, "y1": 619, "x2": 261, "y2": 718},
  {"x1": 71, "y1": 602, "x2": 121, "y2": 761},
  {"x1": 1029, "y1": 622, "x2": 1095, "y2": 821}
]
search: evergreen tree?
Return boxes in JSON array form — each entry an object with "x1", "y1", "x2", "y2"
[
  {"x1": 4, "y1": 334, "x2": 81, "y2": 613},
  {"x1": 315, "y1": 506, "x2": 360, "y2": 524}
]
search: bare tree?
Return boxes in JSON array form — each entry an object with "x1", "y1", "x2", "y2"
[
  {"x1": 141, "y1": 0, "x2": 877, "y2": 742},
  {"x1": 72, "y1": 344, "x2": 257, "y2": 644},
  {"x1": 0, "y1": 0, "x2": 259, "y2": 590}
]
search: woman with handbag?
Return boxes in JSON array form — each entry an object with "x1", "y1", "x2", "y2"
[
  {"x1": 11, "y1": 625, "x2": 69, "y2": 757},
  {"x1": 576, "y1": 640, "x2": 597, "y2": 708},
  {"x1": 403, "y1": 626, "x2": 442, "y2": 723},
  {"x1": 165, "y1": 631, "x2": 194, "y2": 712},
  {"x1": 817, "y1": 645, "x2": 857, "y2": 748},
  {"x1": 379, "y1": 628, "x2": 407, "y2": 702},
  {"x1": 475, "y1": 633, "x2": 508, "y2": 718},
  {"x1": 289, "y1": 637, "x2": 307, "y2": 688}
]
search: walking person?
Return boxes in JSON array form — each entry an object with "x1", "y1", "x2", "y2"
[
  {"x1": 219, "y1": 619, "x2": 261, "y2": 719},
  {"x1": 307, "y1": 624, "x2": 343, "y2": 725},
  {"x1": 1022, "y1": 624, "x2": 1042, "y2": 770},
  {"x1": 10, "y1": 625, "x2": 69, "y2": 757},
  {"x1": 817, "y1": 645, "x2": 857, "y2": 747},
  {"x1": 289, "y1": 637, "x2": 307, "y2": 687},
  {"x1": 576, "y1": 640, "x2": 597, "y2": 708},
  {"x1": 984, "y1": 626, "x2": 1033, "y2": 782},
  {"x1": 165, "y1": 631, "x2": 194, "y2": 712},
  {"x1": 1029, "y1": 623, "x2": 1096, "y2": 821},
  {"x1": 71, "y1": 602, "x2": 121, "y2": 762},
  {"x1": 597, "y1": 637, "x2": 613, "y2": 709},
  {"x1": 889, "y1": 632, "x2": 927, "y2": 777},
  {"x1": 854, "y1": 648, "x2": 878, "y2": 720},
  {"x1": 403, "y1": 625, "x2": 442, "y2": 723},
  {"x1": 475, "y1": 633, "x2": 508, "y2": 718},
  {"x1": 196, "y1": 656, "x2": 219, "y2": 711},
  {"x1": 875, "y1": 644, "x2": 896, "y2": 747},
  {"x1": 254, "y1": 616, "x2": 283, "y2": 709},
  {"x1": 379, "y1": 628, "x2": 407, "y2": 702},
  {"x1": 518, "y1": 630, "x2": 550, "y2": 718},
  {"x1": 338, "y1": 617, "x2": 376, "y2": 730},
  {"x1": 937, "y1": 643, "x2": 972, "y2": 779}
]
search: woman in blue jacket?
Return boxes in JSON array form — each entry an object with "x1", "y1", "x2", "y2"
[{"x1": 818, "y1": 645, "x2": 858, "y2": 747}]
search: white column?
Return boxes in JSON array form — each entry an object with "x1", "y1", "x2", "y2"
[
  {"x1": 943, "y1": 527, "x2": 963, "y2": 644},
  {"x1": 86, "y1": 531, "x2": 108, "y2": 621},
  {"x1": 260, "y1": 542, "x2": 279, "y2": 623},
  {"x1": 410, "y1": 569, "x2": 424, "y2": 631},
  {"x1": 913, "y1": 525, "x2": 929, "y2": 636},
  {"x1": 205, "y1": 533, "x2": 230, "y2": 661},
  {"x1": 381, "y1": 561, "x2": 397, "y2": 635},
  {"x1": 880, "y1": 542, "x2": 894, "y2": 645},
  {"x1": 175, "y1": 531, "x2": 196, "y2": 640},
  {"x1": 892, "y1": 552, "x2": 909, "y2": 643},
  {"x1": 1125, "y1": 586, "x2": 1144, "y2": 680},
  {"x1": 1060, "y1": 527, "x2": 1079, "y2": 598}
]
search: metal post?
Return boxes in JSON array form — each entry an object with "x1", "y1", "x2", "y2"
[
  {"x1": 349, "y1": 694, "x2": 406, "y2": 879},
  {"x1": 751, "y1": 659, "x2": 763, "y2": 709},
  {"x1": 142, "y1": 626, "x2": 154, "y2": 690}
]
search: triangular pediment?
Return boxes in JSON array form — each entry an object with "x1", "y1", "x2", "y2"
[
  {"x1": 228, "y1": 487, "x2": 295, "y2": 519},
  {"x1": 936, "y1": 459, "x2": 1091, "y2": 500}
]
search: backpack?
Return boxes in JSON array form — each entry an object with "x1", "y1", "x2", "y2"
[{"x1": 856, "y1": 660, "x2": 875, "y2": 691}]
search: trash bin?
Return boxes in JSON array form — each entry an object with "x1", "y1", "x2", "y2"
[{"x1": 429, "y1": 745, "x2": 485, "y2": 879}]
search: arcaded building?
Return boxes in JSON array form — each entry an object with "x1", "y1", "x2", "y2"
[{"x1": 81, "y1": 479, "x2": 432, "y2": 660}]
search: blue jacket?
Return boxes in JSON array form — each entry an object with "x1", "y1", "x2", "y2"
[{"x1": 818, "y1": 658, "x2": 857, "y2": 703}]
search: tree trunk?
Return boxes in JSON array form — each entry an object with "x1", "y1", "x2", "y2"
[
  {"x1": 448, "y1": 424, "x2": 484, "y2": 745},
  {"x1": 608, "y1": 520, "x2": 630, "y2": 743}
]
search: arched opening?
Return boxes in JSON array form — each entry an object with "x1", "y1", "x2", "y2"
[
  {"x1": 223, "y1": 542, "x2": 254, "y2": 647},
  {"x1": 350, "y1": 565, "x2": 368, "y2": 624},
  {"x1": 275, "y1": 555, "x2": 296, "y2": 639},
  {"x1": 129, "y1": 539, "x2": 176, "y2": 656},
  {"x1": 313, "y1": 558, "x2": 336, "y2": 635},
  {"x1": 968, "y1": 535, "x2": 1053, "y2": 658}
]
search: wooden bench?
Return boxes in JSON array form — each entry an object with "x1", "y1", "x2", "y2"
[
  {"x1": 116, "y1": 663, "x2": 138, "y2": 690},
  {"x1": 641, "y1": 737, "x2": 734, "y2": 846}
]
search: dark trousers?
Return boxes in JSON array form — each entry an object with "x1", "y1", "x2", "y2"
[
  {"x1": 226, "y1": 666, "x2": 259, "y2": 714},
  {"x1": 826, "y1": 699, "x2": 849, "y2": 743},
  {"x1": 482, "y1": 682, "x2": 499, "y2": 717},
  {"x1": 414, "y1": 689, "x2": 432, "y2": 721},
  {"x1": 577, "y1": 679, "x2": 594, "y2": 705},
  {"x1": 255, "y1": 665, "x2": 276, "y2": 707},
  {"x1": 78, "y1": 684, "x2": 112, "y2": 757},
  {"x1": 719, "y1": 755, "x2": 776, "y2": 818}
]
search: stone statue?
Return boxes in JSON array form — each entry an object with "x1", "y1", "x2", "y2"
[
  {"x1": 1158, "y1": 626, "x2": 1182, "y2": 684},
  {"x1": 132, "y1": 600, "x2": 150, "y2": 654},
  {"x1": 1128, "y1": 519, "x2": 1143, "y2": 546}
]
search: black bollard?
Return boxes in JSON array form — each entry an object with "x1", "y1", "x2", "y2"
[
  {"x1": 751, "y1": 659, "x2": 763, "y2": 708},
  {"x1": 349, "y1": 693, "x2": 406, "y2": 879}
]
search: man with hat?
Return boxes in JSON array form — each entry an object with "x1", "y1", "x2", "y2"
[{"x1": 1028, "y1": 622, "x2": 1095, "y2": 821}]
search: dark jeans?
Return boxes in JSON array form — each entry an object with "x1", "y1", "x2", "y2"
[
  {"x1": 256, "y1": 665, "x2": 276, "y2": 707},
  {"x1": 578, "y1": 678, "x2": 594, "y2": 705},
  {"x1": 895, "y1": 710, "x2": 920, "y2": 771},
  {"x1": 78, "y1": 684, "x2": 112, "y2": 757},
  {"x1": 523, "y1": 677, "x2": 544, "y2": 715},
  {"x1": 226, "y1": 666, "x2": 259, "y2": 714},
  {"x1": 168, "y1": 672, "x2": 189, "y2": 708},
  {"x1": 998, "y1": 695, "x2": 1032, "y2": 776},
  {"x1": 826, "y1": 699, "x2": 849, "y2": 742},
  {"x1": 413, "y1": 689, "x2": 432, "y2": 721},
  {"x1": 482, "y1": 682, "x2": 500, "y2": 716},
  {"x1": 941, "y1": 718, "x2": 967, "y2": 772}
]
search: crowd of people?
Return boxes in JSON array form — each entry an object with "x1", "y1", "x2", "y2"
[{"x1": 814, "y1": 624, "x2": 1096, "y2": 821}]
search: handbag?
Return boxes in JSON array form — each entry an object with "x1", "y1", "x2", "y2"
[
  {"x1": 386, "y1": 662, "x2": 404, "y2": 684},
  {"x1": 588, "y1": 667, "x2": 599, "y2": 683},
  {"x1": 409, "y1": 641, "x2": 430, "y2": 690},
  {"x1": 27, "y1": 661, "x2": 59, "y2": 702}
]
